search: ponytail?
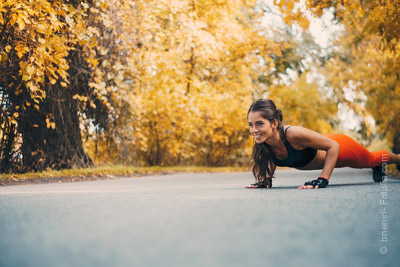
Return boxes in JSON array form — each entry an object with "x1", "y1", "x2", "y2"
[
  {"x1": 277, "y1": 108, "x2": 283, "y2": 123},
  {"x1": 252, "y1": 142, "x2": 273, "y2": 187}
]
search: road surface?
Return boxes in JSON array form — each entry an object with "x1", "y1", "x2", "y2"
[{"x1": 1, "y1": 168, "x2": 399, "y2": 267}]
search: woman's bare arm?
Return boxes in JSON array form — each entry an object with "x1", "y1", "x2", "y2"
[{"x1": 285, "y1": 126, "x2": 340, "y2": 188}]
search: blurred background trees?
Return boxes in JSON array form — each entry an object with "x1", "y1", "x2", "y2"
[
  {"x1": 1, "y1": 0, "x2": 398, "y2": 172},
  {"x1": 280, "y1": 0, "x2": 400, "y2": 152}
]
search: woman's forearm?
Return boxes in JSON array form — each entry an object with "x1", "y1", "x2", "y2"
[{"x1": 320, "y1": 142, "x2": 340, "y2": 180}]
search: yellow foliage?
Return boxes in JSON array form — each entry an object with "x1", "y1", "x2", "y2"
[
  {"x1": 1, "y1": 0, "x2": 75, "y2": 107},
  {"x1": 2, "y1": 0, "x2": 345, "y2": 167},
  {"x1": 85, "y1": 0, "x2": 272, "y2": 166},
  {"x1": 324, "y1": 35, "x2": 400, "y2": 141},
  {"x1": 273, "y1": 0, "x2": 310, "y2": 29},
  {"x1": 267, "y1": 73, "x2": 337, "y2": 134},
  {"x1": 300, "y1": 0, "x2": 400, "y2": 146}
]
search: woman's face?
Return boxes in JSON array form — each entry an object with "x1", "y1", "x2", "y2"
[{"x1": 247, "y1": 111, "x2": 277, "y2": 144}]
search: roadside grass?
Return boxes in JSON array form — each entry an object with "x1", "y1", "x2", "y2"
[
  {"x1": 387, "y1": 165, "x2": 400, "y2": 179},
  {"x1": 1, "y1": 164, "x2": 398, "y2": 186},
  {"x1": 0, "y1": 164, "x2": 251, "y2": 186}
]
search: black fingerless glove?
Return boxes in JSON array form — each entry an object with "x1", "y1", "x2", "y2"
[
  {"x1": 249, "y1": 182, "x2": 266, "y2": 188},
  {"x1": 304, "y1": 177, "x2": 329, "y2": 188},
  {"x1": 249, "y1": 178, "x2": 272, "y2": 188}
]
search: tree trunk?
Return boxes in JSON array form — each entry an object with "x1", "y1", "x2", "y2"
[
  {"x1": 20, "y1": 92, "x2": 92, "y2": 171},
  {"x1": 19, "y1": 48, "x2": 94, "y2": 171},
  {"x1": 393, "y1": 130, "x2": 400, "y2": 155},
  {"x1": 0, "y1": 1, "x2": 109, "y2": 173}
]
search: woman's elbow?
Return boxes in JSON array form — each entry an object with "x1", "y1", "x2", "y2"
[{"x1": 330, "y1": 140, "x2": 340, "y2": 153}]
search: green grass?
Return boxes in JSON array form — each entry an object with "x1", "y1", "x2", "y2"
[{"x1": 0, "y1": 164, "x2": 251, "y2": 185}]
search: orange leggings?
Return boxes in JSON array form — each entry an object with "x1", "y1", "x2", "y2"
[{"x1": 326, "y1": 134, "x2": 389, "y2": 168}]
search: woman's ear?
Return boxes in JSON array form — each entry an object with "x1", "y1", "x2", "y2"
[{"x1": 272, "y1": 119, "x2": 279, "y2": 128}]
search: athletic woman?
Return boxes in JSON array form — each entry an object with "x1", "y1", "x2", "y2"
[{"x1": 247, "y1": 99, "x2": 400, "y2": 189}]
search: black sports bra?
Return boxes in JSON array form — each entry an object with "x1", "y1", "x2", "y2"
[{"x1": 271, "y1": 126, "x2": 317, "y2": 168}]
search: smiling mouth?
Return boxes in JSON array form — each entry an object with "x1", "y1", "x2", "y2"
[{"x1": 253, "y1": 134, "x2": 262, "y2": 139}]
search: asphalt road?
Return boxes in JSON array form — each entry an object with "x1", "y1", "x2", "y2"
[{"x1": 0, "y1": 168, "x2": 399, "y2": 267}]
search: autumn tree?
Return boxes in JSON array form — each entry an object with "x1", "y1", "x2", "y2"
[
  {"x1": 0, "y1": 0, "x2": 117, "y2": 172},
  {"x1": 1, "y1": 0, "x2": 357, "y2": 171},
  {"x1": 298, "y1": 0, "x2": 400, "y2": 152},
  {"x1": 88, "y1": 0, "x2": 283, "y2": 166}
]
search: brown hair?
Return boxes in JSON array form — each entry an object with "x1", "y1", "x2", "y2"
[{"x1": 247, "y1": 99, "x2": 284, "y2": 187}]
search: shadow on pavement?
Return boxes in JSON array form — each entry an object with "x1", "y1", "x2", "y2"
[{"x1": 246, "y1": 180, "x2": 399, "y2": 190}]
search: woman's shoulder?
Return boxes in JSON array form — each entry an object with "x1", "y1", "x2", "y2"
[
  {"x1": 284, "y1": 125, "x2": 315, "y2": 141},
  {"x1": 284, "y1": 125, "x2": 304, "y2": 133},
  {"x1": 284, "y1": 126, "x2": 318, "y2": 150}
]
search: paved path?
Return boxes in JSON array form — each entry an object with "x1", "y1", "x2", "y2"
[{"x1": 0, "y1": 168, "x2": 399, "y2": 267}]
